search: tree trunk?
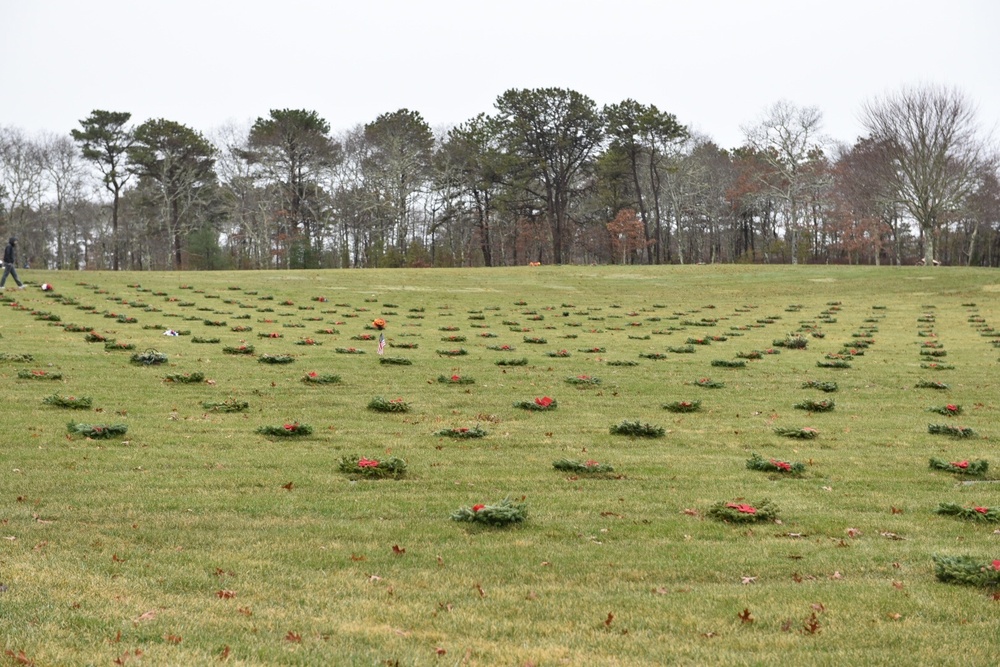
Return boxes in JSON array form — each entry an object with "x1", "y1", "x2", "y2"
[
  {"x1": 171, "y1": 198, "x2": 183, "y2": 269},
  {"x1": 629, "y1": 149, "x2": 652, "y2": 264},
  {"x1": 966, "y1": 223, "x2": 978, "y2": 266},
  {"x1": 111, "y1": 190, "x2": 120, "y2": 271}
]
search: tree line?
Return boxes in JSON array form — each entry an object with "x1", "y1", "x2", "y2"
[{"x1": 1, "y1": 84, "x2": 997, "y2": 271}]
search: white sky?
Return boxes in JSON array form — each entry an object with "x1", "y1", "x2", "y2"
[{"x1": 2, "y1": 0, "x2": 998, "y2": 150}]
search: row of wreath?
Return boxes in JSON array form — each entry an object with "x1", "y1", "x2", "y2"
[{"x1": 56, "y1": 413, "x2": 1000, "y2": 588}]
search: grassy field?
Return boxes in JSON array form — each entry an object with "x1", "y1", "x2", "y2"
[{"x1": 1, "y1": 265, "x2": 999, "y2": 666}]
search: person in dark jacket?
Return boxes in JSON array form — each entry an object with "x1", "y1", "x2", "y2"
[{"x1": 1, "y1": 237, "x2": 25, "y2": 289}]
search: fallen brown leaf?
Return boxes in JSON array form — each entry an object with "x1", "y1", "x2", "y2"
[
  {"x1": 4, "y1": 650, "x2": 35, "y2": 666},
  {"x1": 113, "y1": 649, "x2": 143, "y2": 665},
  {"x1": 802, "y1": 612, "x2": 821, "y2": 635}
]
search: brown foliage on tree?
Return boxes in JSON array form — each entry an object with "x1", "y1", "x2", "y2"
[{"x1": 607, "y1": 208, "x2": 650, "y2": 264}]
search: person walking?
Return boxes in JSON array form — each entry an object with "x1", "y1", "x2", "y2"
[{"x1": 1, "y1": 237, "x2": 25, "y2": 289}]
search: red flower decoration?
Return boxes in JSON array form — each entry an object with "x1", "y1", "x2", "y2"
[
  {"x1": 308, "y1": 371, "x2": 318, "y2": 377},
  {"x1": 993, "y1": 560, "x2": 1000, "y2": 571},
  {"x1": 974, "y1": 506, "x2": 989, "y2": 514},
  {"x1": 283, "y1": 423, "x2": 296, "y2": 430},
  {"x1": 946, "y1": 404, "x2": 958, "y2": 412},
  {"x1": 535, "y1": 396, "x2": 553, "y2": 408},
  {"x1": 358, "y1": 458, "x2": 379, "y2": 468},
  {"x1": 726, "y1": 503, "x2": 757, "y2": 514},
  {"x1": 451, "y1": 375, "x2": 461, "y2": 381},
  {"x1": 584, "y1": 460, "x2": 600, "y2": 468},
  {"x1": 771, "y1": 459, "x2": 792, "y2": 472},
  {"x1": 472, "y1": 504, "x2": 485, "y2": 512},
  {"x1": 952, "y1": 460, "x2": 969, "y2": 469}
]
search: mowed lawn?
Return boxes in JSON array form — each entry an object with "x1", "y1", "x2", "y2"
[{"x1": 1, "y1": 265, "x2": 998, "y2": 666}]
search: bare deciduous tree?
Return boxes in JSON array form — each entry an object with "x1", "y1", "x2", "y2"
[
  {"x1": 861, "y1": 84, "x2": 992, "y2": 265},
  {"x1": 40, "y1": 133, "x2": 88, "y2": 268},
  {"x1": 0, "y1": 125, "x2": 45, "y2": 248},
  {"x1": 742, "y1": 101, "x2": 828, "y2": 264}
]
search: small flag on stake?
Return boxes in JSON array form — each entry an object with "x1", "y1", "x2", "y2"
[{"x1": 377, "y1": 332, "x2": 386, "y2": 355}]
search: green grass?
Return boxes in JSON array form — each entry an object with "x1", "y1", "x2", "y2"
[{"x1": 1, "y1": 265, "x2": 999, "y2": 665}]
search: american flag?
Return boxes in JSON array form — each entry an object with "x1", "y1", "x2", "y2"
[{"x1": 377, "y1": 332, "x2": 386, "y2": 355}]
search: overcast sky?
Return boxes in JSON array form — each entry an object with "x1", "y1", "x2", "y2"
[{"x1": 3, "y1": 0, "x2": 997, "y2": 150}]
